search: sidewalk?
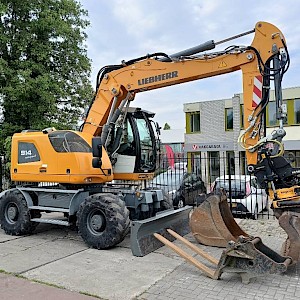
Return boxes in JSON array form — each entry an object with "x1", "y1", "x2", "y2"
[
  {"x1": 1, "y1": 219, "x2": 300, "y2": 299},
  {"x1": 0, "y1": 273, "x2": 99, "y2": 300},
  {"x1": 138, "y1": 218, "x2": 300, "y2": 300}
]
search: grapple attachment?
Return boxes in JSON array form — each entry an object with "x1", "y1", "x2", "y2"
[
  {"x1": 190, "y1": 193, "x2": 248, "y2": 247},
  {"x1": 154, "y1": 229, "x2": 292, "y2": 283},
  {"x1": 218, "y1": 236, "x2": 292, "y2": 283}
]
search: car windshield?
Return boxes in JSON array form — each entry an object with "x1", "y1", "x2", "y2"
[
  {"x1": 215, "y1": 179, "x2": 250, "y2": 199},
  {"x1": 150, "y1": 172, "x2": 183, "y2": 192}
]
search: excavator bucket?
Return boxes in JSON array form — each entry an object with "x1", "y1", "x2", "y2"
[
  {"x1": 130, "y1": 206, "x2": 192, "y2": 256},
  {"x1": 190, "y1": 193, "x2": 248, "y2": 247},
  {"x1": 276, "y1": 210, "x2": 300, "y2": 264}
]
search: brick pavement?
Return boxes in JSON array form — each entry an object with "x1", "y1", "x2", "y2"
[
  {"x1": 1, "y1": 216, "x2": 300, "y2": 299},
  {"x1": 137, "y1": 218, "x2": 300, "y2": 300}
]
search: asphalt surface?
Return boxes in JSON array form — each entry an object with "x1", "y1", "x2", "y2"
[{"x1": 1, "y1": 214, "x2": 300, "y2": 300}]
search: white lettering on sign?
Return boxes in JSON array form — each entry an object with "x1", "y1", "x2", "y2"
[{"x1": 20, "y1": 150, "x2": 32, "y2": 156}]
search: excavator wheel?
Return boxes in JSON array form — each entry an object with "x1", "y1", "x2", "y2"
[
  {"x1": 0, "y1": 189, "x2": 38, "y2": 235},
  {"x1": 77, "y1": 193, "x2": 130, "y2": 249},
  {"x1": 190, "y1": 192, "x2": 248, "y2": 247}
]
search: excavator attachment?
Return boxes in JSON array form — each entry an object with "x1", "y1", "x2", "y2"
[
  {"x1": 190, "y1": 192, "x2": 300, "y2": 265},
  {"x1": 190, "y1": 193, "x2": 248, "y2": 247},
  {"x1": 155, "y1": 229, "x2": 292, "y2": 284},
  {"x1": 276, "y1": 210, "x2": 300, "y2": 264},
  {"x1": 130, "y1": 206, "x2": 192, "y2": 256}
]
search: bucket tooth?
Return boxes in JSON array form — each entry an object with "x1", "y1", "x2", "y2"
[{"x1": 190, "y1": 193, "x2": 248, "y2": 247}]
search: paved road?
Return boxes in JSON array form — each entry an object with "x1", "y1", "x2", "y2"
[{"x1": 1, "y1": 216, "x2": 300, "y2": 299}]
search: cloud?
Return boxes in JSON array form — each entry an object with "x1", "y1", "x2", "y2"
[
  {"x1": 109, "y1": 0, "x2": 158, "y2": 39},
  {"x1": 80, "y1": 0, "x2": 300, "y2": 129}
]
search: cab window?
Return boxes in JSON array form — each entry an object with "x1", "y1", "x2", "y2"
[{"x1": 49, "y1": 131, "x2": 91, "y2": 153}]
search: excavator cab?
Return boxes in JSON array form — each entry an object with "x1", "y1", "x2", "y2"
[{"x1": 110, "y1": 107, "x2": 158, "y2": 180}]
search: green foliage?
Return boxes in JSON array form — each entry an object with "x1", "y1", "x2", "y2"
[
  {"x1": 0, "y1": 0, "x2": 93, "y2": 152},
  {"x1": 163, "y1": 123, "x2": 171, "y2": 130},
  {"x1": 2, "y1": 136, "x2": 11, "y2": 181}
]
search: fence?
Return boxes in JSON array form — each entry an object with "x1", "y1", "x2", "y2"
[{"x1": 156, "y1": 153, "x2": 282, "y2": 220}]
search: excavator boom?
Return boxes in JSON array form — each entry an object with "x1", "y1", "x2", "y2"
[{"x1": 81, "y1": 21, "x2": 300, "y2": 263}]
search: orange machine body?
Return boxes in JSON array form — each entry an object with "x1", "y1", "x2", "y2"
[{"x1": 11, "y1": 130, "x2": 113, "y2": 184}]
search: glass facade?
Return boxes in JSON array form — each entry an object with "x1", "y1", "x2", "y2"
[
  {"x1": 240, "y1": 104, "x2": 244, "y2": 129},
  {"x1": 267, "y1": 101, "x2": 277, "y2": 126},
  {"x1": 267, "y1": 100, "x2": 288, "y2": 126},
  {"x1": 226, "y1": 151, "x2": 235, "y2": 175},
  {"x1": 209, "y1": 151, "x2": 220, "y2": 182},
  {"x1": 294, "y1": 99, "x2": 300, "y2": 124},
  {"x1": 190, "y1": 112, "x2": 200, "y2": 132},
  {"x1": 225, "y1": 108, "x2": 233, "y2": 130}
]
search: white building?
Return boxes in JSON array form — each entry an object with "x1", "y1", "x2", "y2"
[{"x1": 183, "y1": 86, "x2": 300, "y2": 182}]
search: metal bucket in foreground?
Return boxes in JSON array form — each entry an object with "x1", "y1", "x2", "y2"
[{"x1": 190, "y1": 193, "x2": 248, "y2": 247}]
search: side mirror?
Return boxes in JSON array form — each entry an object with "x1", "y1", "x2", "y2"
[
  {"x1": 92, "y1": 137, "x2": 102, "y2": 169},
  {"x1": 92, "y1": 137, "x2": 102, "y2": 158}
]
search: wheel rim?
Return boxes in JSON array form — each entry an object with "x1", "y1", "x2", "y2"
[
  {"x1": 5, "y1": 203, "x2": 19, "y2": 224},
  {"x1": 87, "y1": 208, "x2": 106, "y2": 235}
]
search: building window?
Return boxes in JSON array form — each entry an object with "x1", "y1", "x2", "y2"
[
  {"x1": 240, "y1": 104, "x2": 244, "y2": 129},
  {"x1": 239, "y1": 151, "x2": 246, "y2": 175},
  {"x1": 226, "y1": 151, "x2": 235, "y2": 175},
  {"x1": 225, "y1": 108, "x2": 233, "y2": 130},
  {"x1": 284, "y1": 151, "x2": 300, "y2": 168},
  {"x1": 209, "y1": 151, "x2": 220, "y2": 182},
  {"x1": 267, "y1": 102, "x2": 277, "y2": 126},
  {"x1": 191, "y1": 152, "x2": 201, "y2": 175},
  {"x1": 294, "y1": 99, "x2": 300, "y2": 124},
  {"x1": 189, "y1": 112, "x2": 200, "y2": 132},
  {"x1": 267, "y1": 100, "x2": 288, "y2": 127}
]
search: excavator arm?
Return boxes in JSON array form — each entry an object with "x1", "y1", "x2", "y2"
[
  {"x1": 82, "y1": 21, "x2": 287, "y2": 172},
  {"x1": 82, "y1": 21, "x2": 300, "y2": 264}
]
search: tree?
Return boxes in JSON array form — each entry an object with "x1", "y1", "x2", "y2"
[
  {"x1": 0, "y1": 0, "x2": 93, "y2": 151},
  {"x1": 163, "y1": 123, "x2": 171, "y2": 130}
]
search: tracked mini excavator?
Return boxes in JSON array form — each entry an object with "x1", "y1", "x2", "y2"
[{"x1": 0, "y1": 22, "x2": 299, "y2": 271}]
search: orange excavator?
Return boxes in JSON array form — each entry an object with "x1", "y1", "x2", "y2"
[{"x1": 0, "y1": 22, "x2": 299, "y2": 276}]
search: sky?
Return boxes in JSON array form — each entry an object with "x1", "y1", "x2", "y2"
[{"x1": 80, "y1": 0, "x2": 300, "y2": 129}]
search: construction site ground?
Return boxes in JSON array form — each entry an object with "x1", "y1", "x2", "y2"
[{"x1": 1, "y1": 214, "x2": 300, "y2": 300}]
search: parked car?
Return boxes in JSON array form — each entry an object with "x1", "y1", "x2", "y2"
[
  {"x1": 167, "y1": 162, "x2": 187, "y2": 171},
  {"x1": 211, "y1": 175, "x2": 268, "y2": 219},
  {"x1": 150, "y1": 170, "x2": 206, "y2": 208}
]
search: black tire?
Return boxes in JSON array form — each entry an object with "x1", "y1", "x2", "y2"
[
  {"x1": 0, "y1": 190, "x2": 37, "y2": 235},
  {"x1": 76, "y1": 193, "x2": 130, "y2": 249}
]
